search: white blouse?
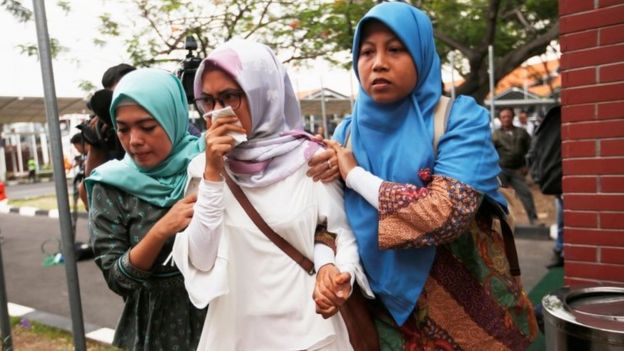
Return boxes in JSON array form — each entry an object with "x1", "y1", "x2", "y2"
[{"x1": 173, "y1": 154, "x2": 372, "y2": 351}]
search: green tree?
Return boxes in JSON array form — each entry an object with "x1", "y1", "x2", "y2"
[
  {"x1": 93, "y1": 0, "x2": 374, "y2": 67},
  {"x1": 95, "y1": 0, "x2": 557, "y2": 101},
  {"x1": 421, "y1": 0, "x2": 559, "y2": 101},
  {"x1": 1, "y1": 0, "x2": 32, "y2": 22},
  {"x1": 4, "y1": 0, "x2": 558, "y2": 102},
  {"x1": 1, "y1": 0, "x2": 70, "y2": 58}
]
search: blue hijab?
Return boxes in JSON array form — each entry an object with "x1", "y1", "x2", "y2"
[
  {"x1": 85, "y1": 68, "x2": 205, "y2": 208},
  {"x1": 333, "y1": 2, "x2": 507, "y2": 326}
]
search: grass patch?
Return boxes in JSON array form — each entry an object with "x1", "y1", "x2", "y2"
[
  {"x1": 8, "y1": 195, "x2": 85, "y2": 212},
  {"x1": 8, "y1": 316, "x2": 119, "y2": 351}
]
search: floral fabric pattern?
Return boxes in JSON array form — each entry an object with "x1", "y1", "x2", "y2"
[
  {"x1": 373, "y1": 176, "x2": 538, "y2": 350},
  {"x1": 378, "y1": 176, "x2": 480, "y2": 249}
]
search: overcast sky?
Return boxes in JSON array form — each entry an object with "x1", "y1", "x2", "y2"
[{"x1": 0, "y1": 1, "x2": 357, "y2": 99}]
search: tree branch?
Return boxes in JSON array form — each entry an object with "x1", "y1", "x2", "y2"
[
  {"x1": 514, "y1": 8, "x2": 536, "y2": 34},
  {"x1": 434, "y1": 31, "x2": 475, "y2": 61},
  {"x1": 480, "y1": 0, "x2": 501, "y2": 49},
  {"x1": 497, "y1": 21, "x2": 558, "y2": 80},
  {"x1": 135, "y1": 0, "x2": 171, "y2": 48}
]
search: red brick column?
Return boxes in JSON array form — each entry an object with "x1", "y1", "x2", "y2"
[{"x1": 559, "y1": 0, "x2": 624, "y2": 285}]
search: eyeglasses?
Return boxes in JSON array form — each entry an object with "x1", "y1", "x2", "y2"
[{"x1": 194, "y1": 90, "x2": 245, "y2": 113}]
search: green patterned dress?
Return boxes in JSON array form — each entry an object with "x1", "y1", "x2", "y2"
[{"x1": 89, "y1": 183, "x2": 206, "y2": 351}]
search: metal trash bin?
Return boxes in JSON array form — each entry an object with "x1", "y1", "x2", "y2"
[{"x1": 542, "y1": 286, "x2": 624, "y2": 350}]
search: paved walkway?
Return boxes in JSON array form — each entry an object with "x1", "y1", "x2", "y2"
[{"x1": 0, "y1": 200, "x2": 557, "y2": 347}]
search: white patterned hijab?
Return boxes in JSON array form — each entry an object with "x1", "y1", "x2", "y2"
[{"x1": 193, "y1": 39, "x2": 321, "y2": 187}]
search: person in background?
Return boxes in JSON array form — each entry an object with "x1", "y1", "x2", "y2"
[
  {"x1": 493, "y1": 107, "x2": 540, "y2": 225},
  {"x1": 70, "y1": 132, "x2": 89, "y2": 157},
  {"x1": 315, "y1": 125, "x2": 327, "y2": 139},
  {"x1": 550, "y1": 196, "x2": 564, "y2": 267},
  {"x1": 27, "y1": 157, "x2": 37, "y2": 183},
  {"x1": 308, "y1": 2, "x2": 537, "y2": 349},
  {"x1": 102, "y1": 63, "x2": 137, "y2": 90},
  {"x1": 85, "y1": 69, "x2": 206, "y2": 350},
  {"x1": 526, "y1": 106, "x2": 563, "y2": 268},
  {"x1": 515, "y1": 110, "x2": 536, "y2": 137},
  {"x1": 78, "y1": 64, "x2": 137, "y2": 209},
  {"x1": 69, "y1": 132, "x2": 88, "y2": 200}
]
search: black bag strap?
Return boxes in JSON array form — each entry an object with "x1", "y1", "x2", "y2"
[
  {"x1": 223, "y1": 172, "x2": 315, "y2": 275},
  {"x1": 501, "y1": 219, "x2": 521, "y2": 276},
  {"x1": 482, "y1": 198, "x2": 521, "y2": 276}
]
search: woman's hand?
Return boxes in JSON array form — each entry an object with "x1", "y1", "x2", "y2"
[
  {"x1": 313, "y1": 264, "x2": 352, "y2": 319},
  {"x1": 203, "y1": 116, "x2": 247, "y2": 181},
  {"x1": 153, "y1": 193, "x2": 197, "y2": 240},
  {"x1": 129, "y1": 194, "x2": 197, "y2": 270},
  {"x1": 307, "y1": 147, "x2": 340, "y2": 183},
  {"x1": 325, "y1": 140, "x2": 358, "y2": 181}
]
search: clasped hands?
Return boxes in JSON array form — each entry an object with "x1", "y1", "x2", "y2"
[{"x1": 313, "y1": 264, "x2": 352, "y2": 318}]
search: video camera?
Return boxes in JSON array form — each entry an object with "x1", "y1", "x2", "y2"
[
  {"x1": 177, "y1": 36, "x2": 203, "y2": 106},
  {"x1": 78, "y1": 89, "x2": 125, "y2": 160}
]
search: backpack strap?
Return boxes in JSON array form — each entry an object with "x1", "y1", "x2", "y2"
[
  {"x1": 433, "y1": 95, "x2": 452, "y2": 157},
  {"x1": 343, "y1": 123, "x2": 353, "y2": 149}
]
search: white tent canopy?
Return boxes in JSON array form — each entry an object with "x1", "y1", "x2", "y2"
[{"x1": 0, "y1": 96, "x2": 87, "y2": 124}]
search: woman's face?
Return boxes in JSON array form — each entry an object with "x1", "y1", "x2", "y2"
[
  {"x1": 201, "y1": 68, "x2": 252, "y2": 135},
  {"x1": 115, "y1": 104, "x2": 173, "y2": 169},
  {"x1": 357, "y1": 21, "x2": 418, "y2": 104}
]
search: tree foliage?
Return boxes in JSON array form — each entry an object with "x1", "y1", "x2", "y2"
[
  {"x1": 1, "y1": 0, "x2": 32, "y2": 22},
  {"x1": 3, "y1": 0, "x2": 558, "y2": 101},
  {"x1": 96, "y1": 0, "x2": 557, "y2": 101},
  {"x1": 1, "y1": 0, "x2": 70, "y2": 58},
  {"x1": 94, "y1": 0, "x2": 374, "y2": 67},
  {"x1": 420, "y1": 0, "x2": 559, "y2": 101}
]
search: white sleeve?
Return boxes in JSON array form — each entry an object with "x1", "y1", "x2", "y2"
[
  {"x1": 185, "y1": 179, "x2": 224, "y2": 270},
  {"x1": 172, "y1": 154, "x2": 230, "y2": 308},
  {"x1": 316, "y1": 180, "x2": 374, "y2": 298},
  {"x1": 345, "y1": 166, "x2": 383, "y2": 210},
  {"x1": 313, "y1": 244, "x2": 335, "y2": 272}
]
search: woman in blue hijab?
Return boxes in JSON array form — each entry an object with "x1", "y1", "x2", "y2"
[
  {"x1": 85, "y1": 68, "x2": 206, "y2": 350},
  {"x1": 311, "y1": 3, "x2": 537, "y2": 350}
]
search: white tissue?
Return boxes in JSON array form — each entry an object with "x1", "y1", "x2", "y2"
[{"x1": 204, "y1": 106, "x2": 248, "y2": 146}]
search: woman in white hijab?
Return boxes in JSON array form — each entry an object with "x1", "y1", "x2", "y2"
[{"x1": 172, "y1": 39, "x2": 371, "y2": 351}]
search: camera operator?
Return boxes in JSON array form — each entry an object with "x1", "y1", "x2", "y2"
[
  {"x1": 70, "y1": 132, "x2": 88, "y2": 182},
  {"x1": 102, "y1": 63, "x2": 135, "y2": 90},
  {"x1": 70, "y1": 132, "x2": 88, "y2": 233},
  {"x1": 177, "y1": 35, "x2": 204, "y2": 134},
  {"x1": 77, "y1": 64, "x2": 136, "y2": 209}
]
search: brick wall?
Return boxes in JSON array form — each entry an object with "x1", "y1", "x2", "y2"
[{"x1": 559, "y1": 0, "x2": 624, "y2": 286}]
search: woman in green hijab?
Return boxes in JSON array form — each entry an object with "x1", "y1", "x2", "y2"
[{"x1": 86, "y1": 68, "x2": 206, "y2": 351}]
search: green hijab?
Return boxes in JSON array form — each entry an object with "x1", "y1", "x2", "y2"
[{"x1": 85, "y1": 68, "x2": 205, "y2": 208}]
